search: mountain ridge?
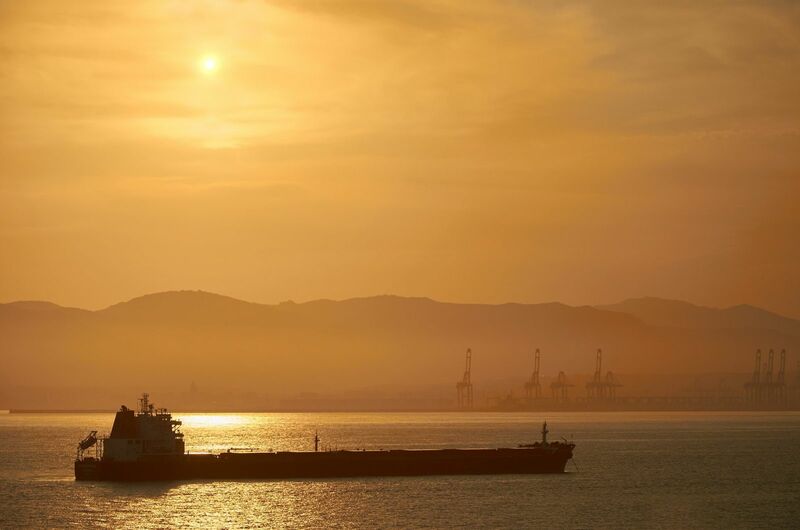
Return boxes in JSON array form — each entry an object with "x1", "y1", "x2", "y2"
[
  {"x1": 4, "y1": 290, "x2": 796, "y2": 325},
  {"x1": 1, "y1": 291, "x2": 797, "y2": 409},
  {"x1": 598, "y1": 296, "x2": 800, "y2": 335}
]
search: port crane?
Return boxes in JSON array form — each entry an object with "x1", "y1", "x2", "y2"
[
  {"x1": 776, "y1": 349, "x2": 787, "y2": 403},
  {"x1": 585, "y1": 348, "x2": 620, "y2": 401},
  {"x1": 456, "y1": 348, "x2": 474, "y2": 409},
  {"x1": 550, "y1": 371, "x2": 572, "y2": 402},
  {"x1": 762, "y1": 349, "x2": 776, "y2": 403},
  {"x1": 524, "y1": 348, "x2": 542, "y2": 401},
  {"x1": 745, "y1": 349, "x2": 763, "y2": 403},
  {"x1": 586, "y1": 348, "x2": 604, "y2": 399}
]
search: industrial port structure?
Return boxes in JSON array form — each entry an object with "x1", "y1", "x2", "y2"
[
  {"x1": 744, "y1": 349, "x2": 789, "y2": 407},
  {"x1": 584, "y1": 349, "x2": 621, "y2": 402},
  {"x1": 523, "y1": 349, "x2": 542, "y2": 401},
  {"x1": 455, "y1": 348, "x2": 474, "y2": 409},
  {"x1": 456, "y1": 347, "x2": 798, "y2": 411}
]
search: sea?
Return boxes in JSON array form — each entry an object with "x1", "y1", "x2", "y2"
[{"x1": 1, "y1": 411, "x2": 798, "y2": 529}]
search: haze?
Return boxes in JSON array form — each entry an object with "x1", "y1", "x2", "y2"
[
  {"x1": 0, "y1": 290, "x2": 797, "y2": 409},
  {"x1": 1, "y1": 1, "x2": 799, "y2": 317}
]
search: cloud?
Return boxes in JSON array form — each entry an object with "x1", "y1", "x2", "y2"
[{"x1": 269, "y1": 0, "x2": 461, "y2": 30}]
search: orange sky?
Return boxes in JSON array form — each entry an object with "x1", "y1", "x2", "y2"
[{"x1": 1, "y1": 1, "x2": 799, "y2": 316}]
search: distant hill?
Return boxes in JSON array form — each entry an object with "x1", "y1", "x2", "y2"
[
  {"x1": 599, "y1": 297, "x2": 800, "y2": 336},
  {"x1": 1, "y1": 291, "x2": 798, "y2": 409}
]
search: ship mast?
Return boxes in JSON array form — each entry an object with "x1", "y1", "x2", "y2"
[{"x1": 139, "y1": 393, "x2": 153, "y2": 415}]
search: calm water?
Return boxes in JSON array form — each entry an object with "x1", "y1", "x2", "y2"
[{"x1": 0, "y1": 411, "x2": 798, "y2": 528}]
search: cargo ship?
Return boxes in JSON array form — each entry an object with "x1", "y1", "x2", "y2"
[{"x1": 74, "y1": 394, "x2": 575, "y2": 481}]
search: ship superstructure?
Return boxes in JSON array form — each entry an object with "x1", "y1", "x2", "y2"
[
  {"x1": 75, "y1": 393, "x2": 184, "y2": 478},
  {"x1": 103, "y1": 393, "x2": 184, "y2": 461}
]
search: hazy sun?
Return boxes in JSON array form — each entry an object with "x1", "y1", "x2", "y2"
[{"x1": 201, "y1": 55, "x2": 217, "y2": 73}]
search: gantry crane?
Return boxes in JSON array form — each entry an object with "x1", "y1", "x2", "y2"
[
  {"x1": 586, "y1": 348, "x2": 621, "y2": 401},
  {"x1": 550, "y1": 371, "x2": 572, "y2": 402},
  {"x1": 745, "y1": 349, "x2": 763, "y2": 404},
  {"x1": 586, "y1": 348, "x2": 604, "y2": 399},
  {"x1": 764, "y1": 349, "x2": 775, "y2": 402},
  {"x1": 524, "y1": 348, "x2": 542, "y2": 401},
  {"x1": 775, "y1": 348, "x2": 787, "y2": 403},
  {"x1": 456, "y1": 348, "x2": 474, "y2": 409},
  {"x1": 604, "y1": 370, "x2": 621, "y2": 400}
]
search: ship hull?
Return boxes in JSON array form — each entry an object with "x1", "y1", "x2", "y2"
[{"x1": 75, "y1": 446, "x2": 574, "y2": 481}]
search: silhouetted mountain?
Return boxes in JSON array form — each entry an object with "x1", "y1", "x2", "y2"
[
  {"x1": 102, "y1": 291, "x2": 265, "y2": 321},
  {"x1": 0, "y1": 300, "x2": 89, "y2": 317},
  {"x1": 599, "y1": 297, "x2": 800, "y2": 336},
  {"x1": 1, "y1": 291, "x2": 798, "y2": 409}
]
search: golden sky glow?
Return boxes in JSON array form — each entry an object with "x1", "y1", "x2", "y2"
[{"x1": 0, "y1": 1, "x2": 799, "y2": 316}]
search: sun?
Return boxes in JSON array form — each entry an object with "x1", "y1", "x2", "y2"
[{"x1": 201, "y1": 55, "x2": 218, "y2": 73}]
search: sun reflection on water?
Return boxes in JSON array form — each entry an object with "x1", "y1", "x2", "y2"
[{"x1": 179, "y1": 414, "x2": 248, "y2": 428}]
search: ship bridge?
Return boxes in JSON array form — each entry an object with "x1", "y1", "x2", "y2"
[{"x1": 99, "y1": 393, "x2": 185, "y2": 462}]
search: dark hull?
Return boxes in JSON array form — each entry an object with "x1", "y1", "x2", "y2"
[{"x1": 75, "y1": 446, "x2": 574, "y2": 481}]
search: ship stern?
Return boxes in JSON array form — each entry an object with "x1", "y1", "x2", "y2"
[{"x1": 74, "y1": 458, "x2": 101, "y2": 481}]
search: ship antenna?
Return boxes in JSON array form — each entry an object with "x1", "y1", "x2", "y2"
[
  {"x1": 314, "y1": 431, "x2": 320, "y2": 452},
  {"x1": 541, "y1": 421, "x2": 549, "y2": 444}
]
